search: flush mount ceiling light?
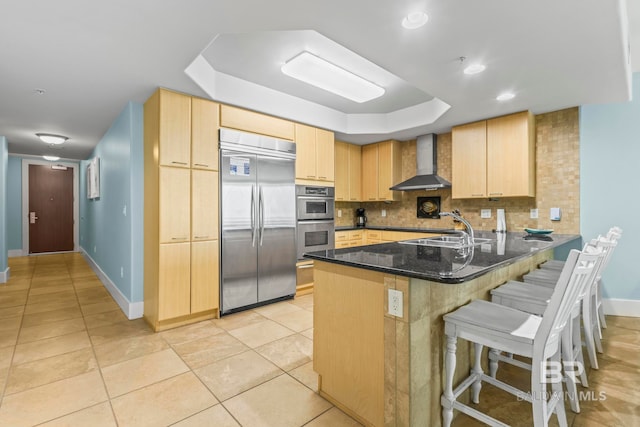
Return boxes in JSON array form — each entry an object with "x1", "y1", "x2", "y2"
[
  {"x1": 463, "y1": 63, "x2": 486, "y2": 75},
  {"x1": 496, "y1": 92, "x2": 516, "y2": 101},
  {"x1": 281, "y1": 51, "x2": 385, "y2": 103},
  {"x1": 43, "y1": 155, "x2": 60, "y2": 161},
  {"x1": 402, "y1": 12, "x2": 429, "y2": 29},
  {"x1": 36, "y1": 133, "x2": 68, "y2": 145}
]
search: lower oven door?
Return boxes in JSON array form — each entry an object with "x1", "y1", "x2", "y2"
[{"x1": 297, "y1": 220, "x2": 335, "y2": 260}]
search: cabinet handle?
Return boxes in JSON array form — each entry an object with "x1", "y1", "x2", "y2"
[
  {"x1": 171, "y1": 161, "x2": 188, "y2": 165},
  {"x1": 171, "y1": 237, "x2": 188, "y2": 241},
  {"x1": 471, "y1": 193, "x2": 485, "y2": 197},
  {"x1": 350, "y1": 198, "x2": 357, "y2": 201},
  {"x1": 194, "y1": 235, "x2": 209, "y2": 239},
  {"x1": 298, "y1": 264, "x2": 314, "y2": 269},
  {"x1": 306, "y1": 175, "x2": 315, "y2": 178},
  {"x1": 193, "y1": 163, "x2": 209, "y2": 167},
  {"x1": 489, "y1": 192, "x2": 503, "y2": 196},
  {"x1": 318, "y1": 176, "x2": 327, "y2": 179},
  {"x1": 368, "y1": 198, "x2": 376, "y2": 201}
]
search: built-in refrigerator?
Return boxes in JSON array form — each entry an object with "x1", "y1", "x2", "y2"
[{"x1": 219, "y1": 128, "x2": 297, "y2": 315}]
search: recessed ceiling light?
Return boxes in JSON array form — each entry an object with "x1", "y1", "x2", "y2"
[
  {"x1": 496, "y1": 92, "x2": 515, "y2": 101},
  {"x1": 463, "y1": 64, "x2": 486, "y2": 75},
  {"x1": 43, "y1": 155, "x2": 60, "y2": 161},
  {"x1": 402, "y1": 12, "x2": 429, "y2": 29},
  {"x1": 36, "y1": 133, "x2": 68, "y2": 145},
  {"x1": 281, "y1": 51, "x2": 385, "y2": 103}
]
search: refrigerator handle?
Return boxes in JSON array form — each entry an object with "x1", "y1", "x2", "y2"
[
  {"x1": 251, "y1": 185, "x2": 257, "y2": 247},
  {"x1": 259, "y1": 185, "x2": 265, "y2": 246}
]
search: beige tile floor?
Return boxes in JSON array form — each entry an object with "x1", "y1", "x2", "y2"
[{"x1": 0, "y1": 253, "x2": 638, "y2": 426}]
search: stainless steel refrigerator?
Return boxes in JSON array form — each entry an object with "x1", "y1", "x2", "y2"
[{"x1": 219, "y1": 128, "x2": 297, "y2": 315}]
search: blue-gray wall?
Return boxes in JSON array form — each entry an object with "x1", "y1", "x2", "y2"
[
  {"x1": 580, "y1": 71, "x2": 640, "y2": 301},
  {"x1": 7, "y1": 156, "x2": 22, "y2": 251},
  {"x1": 80, "y1": 102, "x2": 144, "y2": 303},
  {"x1": 0, "y1": 137, "x2": 7, "y2": 276}
]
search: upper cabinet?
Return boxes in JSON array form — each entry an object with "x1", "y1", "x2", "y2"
[
  {"x1": 452, "y1": 111, "x2": 535, "y2": 199},
  {"x1": 157, "y1": 89, "x2": 191, "y2": 168},
  {"x1": 334, "y1": 141, "x2": 362, "y2": 202},
  {"x1": 362, "y1": 140, "x2": 402, "y2": 202},
  {"x1": 191, "y1": 97, "x2": 219, "y2": 170},
  {"x1": 295, "y1": 123, "x2": 335, "y2": 185},
  {"x1": 220, "y1": 105, "x2": 294, "y2": 140}
]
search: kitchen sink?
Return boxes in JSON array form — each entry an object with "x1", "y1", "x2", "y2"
[{"x1": 398, "y1": 235, "x2": 493, "y2": 248}]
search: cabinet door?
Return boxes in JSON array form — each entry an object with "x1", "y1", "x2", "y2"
[
  {"x1": 191, "y1": 98, "x2": 219, "y2": 171},
  {"x1": 191, "y1": 240, "x2": 219, "y2": 313},
  {"x1": 348, "y1": 143, "x2": 362, "y2": 201},
  {"x1": 220, "y1": 105, "x2": 295, "y2": 140},
  {"x1": 315, "y1": 128, "x2": 335, "y2": 182},
  {"x1": 452, "y1": 121, "x2": 487, "y2": 199},
  {"x1": 361, "y1": 144, "x2": 378, "y2": 201},
  {"x1": 159, "y1": 90, "x2": 191, "y2": 168},
  {"x1": 377, "y1": 141, "x2": 401, "y2": 201},
  {"x1": 159, "y1": 167, "x2": 191, "y2": 243},
  {"x1": 192, "y1": 170, "x2": 218, "y2": 241},
  {"x1": 295, "y1": 123, "x2": 317, "y2": 180},
  {"x1": 334, "y1": 142, "x2": 349, "y2": 201},
  {"x1": 487, "y1": 111, "x2": 535, "y2": 197},
  {"x1": 158, "y1": 242, "x2": 191, "y2": 320}
]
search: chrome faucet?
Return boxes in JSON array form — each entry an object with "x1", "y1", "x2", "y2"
[{"x1": 440, "y1": 211, "x2": 475, "y2": 246}]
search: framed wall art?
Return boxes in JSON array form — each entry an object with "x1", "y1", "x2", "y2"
[
  {"x1": 87, "y1": 156, "x2": 100, "y2": 199},
  {"x1": 417, "y1": 196, "x2": 440, "y2": 218}
]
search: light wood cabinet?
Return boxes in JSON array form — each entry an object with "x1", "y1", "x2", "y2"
[
  {"x1": 296, "y1": 260, "x2": 314, "y2": 296},
  {"x1": 159, "y1": 167, "x2": 190, "y2": 244},
  {"x1": 452, "y1": 111, "x2": 535, "y2": 199},
  {"x1": 361, "y1": 140, "x2": 401, "y2": 202},
  {"x1": 335, "y1": 230, "x2": 364, "y2": 247},
  {"x1": 191, "y1": 97, "x2": 219, "y2": 170},
  {"x1": 335, "y1": 141, "x2": 362, "y2": 201},
  {"x1": 220, "y1": 104, "x2": 295, "y2": 140},
  {"x1": 144, "y1": 88, "x2": 220, "y2": 331},
  {"x1": 337, "y1": 229, "x2": 437, "y2": 247},
  {"x1": 191, "y1": 240, "x2": 219, "y2": 313},
  {"x1": 295, "y1": 123, "x2": 335, "y2": 185},
  {"x1": 191, "y1": 170, "x2": 218, "y2": 241},
  {"x1": 158, "y1": 243, "x2": 191, "y2": 320},
  {"x1": 158, "y1": 89, "x2": 191, "y2": 168}
]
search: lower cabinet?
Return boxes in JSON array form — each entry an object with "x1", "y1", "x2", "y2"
[
  {"x1": 296, "y1": 260, "x2": 315, "y2": 296},
  {"x1": 191, "y1": 240, "x2": 220, "y2": 314},
  {"x1": 158, "y1": 243, "x2": 191, "y2": 321}
]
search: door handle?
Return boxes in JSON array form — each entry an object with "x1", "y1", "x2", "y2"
[
  {"x1": 251, "y1": 185, "x2": 257, "y2": 247},
  {"x1": 29, "y1": 212, "x2": 38, "y2": 224},
  {"x1": 259, "y1": 186, "x2": 265, "y2": 246}
]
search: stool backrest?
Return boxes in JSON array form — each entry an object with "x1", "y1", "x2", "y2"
[{"x1": 534, "y1": 248, "x2": 601, "y2": 358}]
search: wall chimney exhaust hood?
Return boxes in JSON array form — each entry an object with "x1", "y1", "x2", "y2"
[{"x1": 390, "y1": 134, "x2": 451, "y2": 191}]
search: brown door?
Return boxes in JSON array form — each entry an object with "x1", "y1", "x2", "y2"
[{"x1": 29, "y1": 164, "x2": 74, "y2": 253}]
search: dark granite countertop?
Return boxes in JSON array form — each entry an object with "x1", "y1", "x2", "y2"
[
  {"x1": 335, "y1": 225, "x2": 457, "y2": 233},
  {"x1": 304, "y1": 231, "x2": 581, "y2": 284}
]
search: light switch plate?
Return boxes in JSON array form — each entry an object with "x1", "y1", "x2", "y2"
[
  {"x1": 481, "y1": 209, "x2": 491, "y2": 219},
  {"x1": 550, "y1": 207, "x2": 561, "y2": 221},
  {"x1": 381, "y1": 209, "x2": 387, "y2": 217},
  {"x1": 530, "y1": 208, "x2": 539, "y2": 219},
  {"x1": 338, "y1": 209, "x2": 342, "y2": 218}
]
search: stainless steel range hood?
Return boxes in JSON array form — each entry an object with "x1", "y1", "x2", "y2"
[{"x1": 390, "y1": 134, "x2": 451, "y2": 191}]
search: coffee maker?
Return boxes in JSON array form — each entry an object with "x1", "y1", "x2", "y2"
[{"x1": 355, "y1": 208, "x2": 367, "y2": 227}]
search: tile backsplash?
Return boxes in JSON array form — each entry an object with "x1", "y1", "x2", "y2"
[{"x1": 335, "y1": 107, "x2": 580, "y2": 234}]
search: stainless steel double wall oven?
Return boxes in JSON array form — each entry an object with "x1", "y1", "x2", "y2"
[{"x1": 296, "y1": 185, "x2": 335, "y2": 260}]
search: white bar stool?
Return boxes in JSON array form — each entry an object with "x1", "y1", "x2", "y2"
[{"x1": 441, "y1": 249, "x2": 600, "y2": 427}]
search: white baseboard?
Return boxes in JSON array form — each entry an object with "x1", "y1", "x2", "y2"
[
  {"x1": 8, "y1": 250, "x2": 24, "y2": 258},
  {"x1": 602, "y1": 298, "x2": 640, "y2": 317},
  {"x1": 80, "y1": 250, "x2": 143, "y2": 320},
  {"x1": 0, "y1": 267, "x2": 9, "y2": 284}
]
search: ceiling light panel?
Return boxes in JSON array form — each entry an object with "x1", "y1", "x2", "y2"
[
  {"x1": 36, "y1": 133, "x2": 68, "y2": 145},
  {"x1": 496, "y1": 92, "x2": 515, "y2": 101},
  {"x1": 281, "y1": 51, "x2": 385, "y2": 103},
  {"x1": 402, "y1": 12, "x2": 429, "y2": 29},
  {"x1": 463, "y1": 64, "x2": 486, "y2": 75}
]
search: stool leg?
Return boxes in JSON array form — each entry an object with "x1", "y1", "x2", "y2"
[
  {"x1": 561, "y1": 323, "x2": 580, "y2": 413},
  {"x1": 471, "y1": 343, "x2": 483, "y2": 404},
  {"x1": 572, "y1": 315, "x2": 588, "y2": 388},
  {"x1": 489, "y1": 348, "x2": 500, "y2": 378},
  {"x1": 550, "y1": 351, "x2": 569, "y2": 427},
  {"x1": 442, "y1": 334, "x2": 457, "y2": 427},
  {"x1": 582, "y1": 298, "x2": 599, "y2": 370}
]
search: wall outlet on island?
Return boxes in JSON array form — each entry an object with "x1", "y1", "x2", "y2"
[{"x1": 388, "y1": 289, "x2": 403, "y2": 317}]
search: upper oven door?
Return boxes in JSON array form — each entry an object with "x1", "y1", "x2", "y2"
[{"x1": 296, "y1": 196, "x2": 334, "y2": 221}]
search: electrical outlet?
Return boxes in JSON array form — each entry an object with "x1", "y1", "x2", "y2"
[
  {"x1": 122, "y1": 204, "x2": 127, "y2": 216},
  {"x1": 381, "y1": 209, "x2": 387, "y2": 217},
  {"x1": 338, "y1": 209, "x2": 342, "y2": 218},
  {"x1": 530, "y1": 208, "x2": 539, "y2": 219},
  {"x1": 481, "y1": 209, "x2": 491, "y2": 219},
  {"x1": 120, "y1": 267, "x2": 124, "y2": 278},
  {"x1": 93, "y1": 245, "x2": 97, "y2": 253},
  {"x1": 388, "y1": 289, "x2": 403, "y2": 317}
]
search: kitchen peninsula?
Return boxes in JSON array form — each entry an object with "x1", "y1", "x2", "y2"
[{"x1": 304, "y1": 231, "x2": 580, "y2": 427}]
